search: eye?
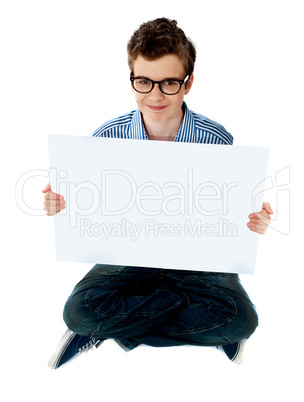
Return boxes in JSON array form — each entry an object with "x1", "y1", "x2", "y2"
[
  {"x1": 163, "y1": 80, "x2": 179, "y2": 86},
  {"x1": 136, "y1": 79, "x2": 151, "y2": 85}
]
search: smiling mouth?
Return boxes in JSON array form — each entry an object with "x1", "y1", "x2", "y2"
[{"x1": 147, "y1": 105, "x2": 167, "y2": 111}]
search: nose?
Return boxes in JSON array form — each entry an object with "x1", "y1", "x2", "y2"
[{"x1": 148, "y1": 84, "x2": 165, "y2": 101}]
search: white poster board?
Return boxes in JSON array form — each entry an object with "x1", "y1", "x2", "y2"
[{"x1": 48, "y1": 135, "x2": 269, "y2": 274}]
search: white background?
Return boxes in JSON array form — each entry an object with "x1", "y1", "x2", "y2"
[{"x1": 2, "y1": 0, "x2": 303, "y2": 401}]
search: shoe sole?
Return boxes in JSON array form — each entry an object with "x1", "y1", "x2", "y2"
[
  {"x1": 231, "y1": 339, "x2": 248, "y2": 364},
  {"x1": 48, "y1": 329, "x2": 77, "y2": 369}
]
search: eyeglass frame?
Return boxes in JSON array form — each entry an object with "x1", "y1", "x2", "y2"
[{"x1": 130, "y1": 75, "x2": 190, "y2": 95}]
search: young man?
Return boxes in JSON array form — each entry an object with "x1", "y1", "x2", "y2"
[{"x1": 44, "y1": 18, "x2": 273, "y2": 369}]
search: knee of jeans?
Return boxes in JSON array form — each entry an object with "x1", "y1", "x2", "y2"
[
  {"x1": 241, "y1": 303, "x2": 259, "y2": 338},
  {"x1": 63, "y1": 294, "x2": 89, "y2": 334}
]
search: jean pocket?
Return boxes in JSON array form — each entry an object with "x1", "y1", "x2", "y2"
[{"x1": 90, "y1": 264, "x2": 128, "y2": 276}]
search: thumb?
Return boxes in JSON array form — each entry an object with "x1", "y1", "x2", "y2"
[
  {"x1": 262, "y1": 202, "x2": 274, "y2": 215},
  {"x1": 42, "y1": 182, "x2": 52, "y2": 193}
]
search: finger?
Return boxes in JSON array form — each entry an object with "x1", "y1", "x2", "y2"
[
  {"x1": 262, "y1": 202, "x2": 274, "y2": 215},
  {"x1": 45, "y1": 204, "x2": 66, "y2": 216},
  {"x1": 44, "y1": 202, "x2": 66, "y2": 216},
  {"x1": 248, "y1": 219, "x2": 271, "y2": 231},
  {"x1": 250, "y1": 212, "x2": 271, "y2": 223},
  {"x1": 44, "y1": 191, "x2": 65, "y2": 200},
  {"x1": 249, "y1": 210, "x2": 270, "y2": 220},
  {"x1": 44, "y1": 198, "x2": 65, "y2": 207},
  {"x1": 248, "y1": 218, "x2": 269, "y2": 225},
  {"x1": 247, "y1": 222, "x2": 268, "y2": 234},
  {"x1": 42, "y1": 183, "x2": 52, "y2": 193}
]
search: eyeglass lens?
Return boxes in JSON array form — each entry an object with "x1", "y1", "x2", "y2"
[{"x1": 133, "y1": 78, "x2": 181, "y2": 95}]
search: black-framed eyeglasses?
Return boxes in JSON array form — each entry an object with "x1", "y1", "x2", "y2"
[{"x1": 130, "y1": 75, "x2": 189, "y2": 95}]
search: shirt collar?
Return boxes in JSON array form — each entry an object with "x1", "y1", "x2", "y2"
[
  {"x1": 130, "y1": 109, "x2": 148, "y2": 140},
  {"x1": 174, "y1": 102, "x2": 196, "y2": 142},
  {"x1": 130, "y1": 102, "x2": 195, "y2": 142}
]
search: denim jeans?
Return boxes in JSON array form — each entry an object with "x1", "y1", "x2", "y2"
[{"x1": 63, "y1": 264, "x2": 258, "y2": 350}]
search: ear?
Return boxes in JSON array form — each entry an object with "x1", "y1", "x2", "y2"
[{"x1": 184, "y1": 74, "x2": 194, "y2": 95}]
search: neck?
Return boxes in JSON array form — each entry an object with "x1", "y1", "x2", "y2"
[
  {"x1": 142, "y1": 108, "x2": 184, "y2": 141},
  {"x1": 146, "y1": 124, "x2": 177, "y2": 141}
]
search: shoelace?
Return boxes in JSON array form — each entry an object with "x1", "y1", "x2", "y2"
[{"x1": 77, "y1": 338, "x2": 97, "y2": 354}]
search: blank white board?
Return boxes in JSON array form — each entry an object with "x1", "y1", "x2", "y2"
[{"x1": 48, "y1": 135, "x2": 269, "y2": 274}]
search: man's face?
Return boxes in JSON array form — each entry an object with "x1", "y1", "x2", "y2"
[{"x1": 131, "y1": 54, "x2": 193, "y2": 126}]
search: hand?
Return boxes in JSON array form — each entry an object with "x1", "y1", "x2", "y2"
[
  {"x1": 247, "y1": 202, "x2": 274, "y2": 234},
  {"x1": 42, "y1": 183, "x2": 66, "y2": 216}
]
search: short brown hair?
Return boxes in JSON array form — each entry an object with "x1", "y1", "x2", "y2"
[{"x1": 127, "y1": 18, "x2": 196, "y2": 76}]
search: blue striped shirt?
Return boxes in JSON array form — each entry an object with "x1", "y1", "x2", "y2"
[{"x1": 92, "y1": 102, "x2": 233, "y2": 145}]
